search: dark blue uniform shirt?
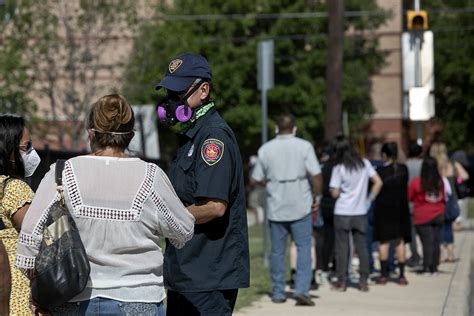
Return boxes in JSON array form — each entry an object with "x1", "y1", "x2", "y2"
[{"x1": 164, "y1": 108, "x2": 250, "y2": 292}]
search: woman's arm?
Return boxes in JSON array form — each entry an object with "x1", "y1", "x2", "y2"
[
  {"x1": 154, "y1": 168, "x2": 195, "y2": 249},
  {"x1": 454, "y1": 161, "x2": 470, "y2": 181},
  {"x1": 369, "y1": 174, "x2": 383, "y2": 197},
  {"x1": 15, "y1": 166, "x2": 57, "y2": 277},
  {"x1": 330, "y1": 188, "x2": 341, "y2": 199},
  {"x1": 0, "y1": 240, "x2": 10, "y2": 315},
  {"x1": 11, "y1": 204, "x2": 30, "y2": 232}
]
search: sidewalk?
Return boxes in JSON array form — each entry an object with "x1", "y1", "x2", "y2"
[{"x1": 235, "y1": 230, "x2": 473, "y2": 316}]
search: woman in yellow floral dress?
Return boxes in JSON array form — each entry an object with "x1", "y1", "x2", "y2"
[{"x1": 0, "y1": 114, "x2": 39, "y2": 315}]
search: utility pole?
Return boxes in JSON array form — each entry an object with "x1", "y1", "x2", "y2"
[{"x1": 324, "y1": 0, "x2": 344, "y2": 140}]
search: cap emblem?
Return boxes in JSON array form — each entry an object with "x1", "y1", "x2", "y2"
[{"x1": 169, "y1": 59, "x2": 183, "y2": 73}]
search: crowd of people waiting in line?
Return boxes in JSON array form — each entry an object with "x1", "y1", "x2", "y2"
[{"x1": 249, "y1": 134, "x2": 471, "y2": 302}]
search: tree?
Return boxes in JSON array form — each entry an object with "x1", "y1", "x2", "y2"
[
  {"x1": 124, "y1": 0, "x2": 388, "y2": 161},
  {"x1": 0, "y1": 0, "x2": 36, "y2": 117},
  {"x1": 1, "y1": 0, "x2": 138, "y2": 149},
  {"x1": 417, "y1": 1, "x2": 474, "y2": 151}
]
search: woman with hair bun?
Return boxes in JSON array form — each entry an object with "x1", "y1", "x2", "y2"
[
  {"x1": 16, "y1": 94, "x2": 195, "y2": 315},
  {"x1": 373, "y1": 142, "x2": 411, "y2": 285}
]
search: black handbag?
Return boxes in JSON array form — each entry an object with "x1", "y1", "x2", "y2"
[
  {"x1": 453, "y1": 161, "x2": 470, "y2": 199},
  {"x1": 31, "y1": 160, "x2": 90, "y2": 310},
  {"x1": 444, "y1": 193, "x2": 460, "y2": 221},
  {"x1": 454, "y1": 177, "x2": 470, "y2": 199}
]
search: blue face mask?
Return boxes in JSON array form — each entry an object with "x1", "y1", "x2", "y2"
[{"x1": 21, "y1": 148, "x2": 41, "y2": 177}]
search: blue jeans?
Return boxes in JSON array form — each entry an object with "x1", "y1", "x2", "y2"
[
  {"x1": 441, "y1": 220, "x2": 454, "y2": 244},
  {"x1": 52, "y1": 297, "x2": 165, "y2": 315},
  {"x1": 270, "y1": 214, "x2": 312, "y2": 299}
]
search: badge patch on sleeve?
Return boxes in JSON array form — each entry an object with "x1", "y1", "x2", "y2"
[{"x1": 201, "y1": 138, "x2": 224, "y2": 166}]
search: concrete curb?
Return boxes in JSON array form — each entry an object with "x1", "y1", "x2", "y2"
[{"x1": 442, "y1": 231, "x2": 473, "y2": 316}]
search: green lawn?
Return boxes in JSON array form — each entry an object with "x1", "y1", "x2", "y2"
[{"x1": 234, "y1": 224, "x2": 271, "y2": 310}]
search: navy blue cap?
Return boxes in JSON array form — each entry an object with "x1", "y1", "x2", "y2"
[{"x1": 156, "y1": 53, "x2": 212, "y2": 92}]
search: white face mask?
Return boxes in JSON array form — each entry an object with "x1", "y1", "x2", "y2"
[{"x1": 21, "y1": 149, "x2": 41, "y2": 177}]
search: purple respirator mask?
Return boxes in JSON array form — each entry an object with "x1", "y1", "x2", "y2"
[{"x1": 156, "y1": 79, "x2": 204, "y2": 125}]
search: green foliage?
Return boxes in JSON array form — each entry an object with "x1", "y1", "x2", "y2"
[
  {"x1": 421, "y1": 1, "x2": 474, "y2": 151},
  {"x1": 124, "y1": 0, "x2": 388, "y2": 160},
  {"x1": 0, "y1": 0, "x2": 36, "y2": 117},
  {"x1": 1, "y1": 0, "x2": 139, "y2": 148}
]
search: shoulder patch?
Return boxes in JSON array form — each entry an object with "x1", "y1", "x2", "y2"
[{"x1": 201, "y1": 138, "x2": 224, "y2": 166}]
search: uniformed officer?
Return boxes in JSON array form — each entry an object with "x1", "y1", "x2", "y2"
[
  {"x1": 251, "y1": 113, "x2": 322, "y2": 306},
  {"x1": 156, "y1": 53, "x2": 250, "y2": 316}
]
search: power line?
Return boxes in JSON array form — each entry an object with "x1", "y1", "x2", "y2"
[
  {"x1": 154, "y1": 10, "x2": 387, "y2": 22},
  {"x1": 152, "y1": 7, "x2": 474, "y2": 22},
  {"x1": 427, "y1": 7, "x2": 474, "y2": 14}
]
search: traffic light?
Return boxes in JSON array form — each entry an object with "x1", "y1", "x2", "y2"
[{"x1": 407, "y1": 10, "x2": 429, "y2": 30}]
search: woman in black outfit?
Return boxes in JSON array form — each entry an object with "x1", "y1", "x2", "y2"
[
  {"x1": 316, "y1": 143, "x2": 337, "y2": 284},
  {"x1": 373, "y1": 142, "x2": 411, "y2": 285}
]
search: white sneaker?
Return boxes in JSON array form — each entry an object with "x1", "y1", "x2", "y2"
[{"x1": 319, "y1": 271, "x2": 329, "y2": 285}]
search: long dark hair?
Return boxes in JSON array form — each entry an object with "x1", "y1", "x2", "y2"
[
  {"x1": 381, "y1": 142, "x2": 398, "y2": 160},
  {"x1": 0, "y1": 114, "x2": 25, "y2": 179},
  {"x1": 381, "y1": 142, "x2": 399, "y2": 174},
  {"x1": 420, "y1": 156, "x2": 441, "y2": 194},
  {"x1": 333, "y1": 136, "x2": 364, "y2": 172}
]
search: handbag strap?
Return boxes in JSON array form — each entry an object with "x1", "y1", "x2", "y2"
[
  {"x1": 55, "y1": 160, "x2": 66, "y2": 205},
  {"x1": 55, "y1": 160, "x2": 66, "y2": 186}
]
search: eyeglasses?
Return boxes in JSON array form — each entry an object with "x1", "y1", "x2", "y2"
[
  {"x1": 18, "y1": 140, "x2": 33, "y2": 154},
  {"x1": 166, "y1": 78, "x2": 206, "y2": 99}
]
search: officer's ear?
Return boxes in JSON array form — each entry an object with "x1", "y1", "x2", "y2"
[{"x1": 199, "y1": 81, "x2": 210, "y2": 102}]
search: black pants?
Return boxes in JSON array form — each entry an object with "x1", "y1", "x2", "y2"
[
  {"x1": 166, "y1": 289, "x2": 238, "y2": 316},
  {"x1": 320, "y1": 216, "x2": 335, "y2": 272},
  {"x1": 409, "y1": 205, "x2": 421, "y2": 260},
  {"x1": 334, "y1": 215, "x2": 369, "y2": 283},
  {"x1": 416, "y1": 215, "x2": 444, "y2": 273}
]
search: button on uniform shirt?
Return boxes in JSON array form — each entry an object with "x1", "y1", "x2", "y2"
[
  {"x1": 329, "y1": 158, "x2": 376, "y2": 216},
  {"x1": 251, "y1": 134, "x2": 321, "y2": 222},
  {"x1": 165, "y1": 107, "x2": 250, "y2": 292}
]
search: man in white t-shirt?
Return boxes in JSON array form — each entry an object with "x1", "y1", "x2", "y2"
[{"x1": 252, "y1": 113, "x2": 322, "y2": 306}]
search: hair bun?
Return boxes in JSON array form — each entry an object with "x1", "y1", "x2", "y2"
[{"x1": 91, "y1": 94, "x2": 134, "y2": 133}]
